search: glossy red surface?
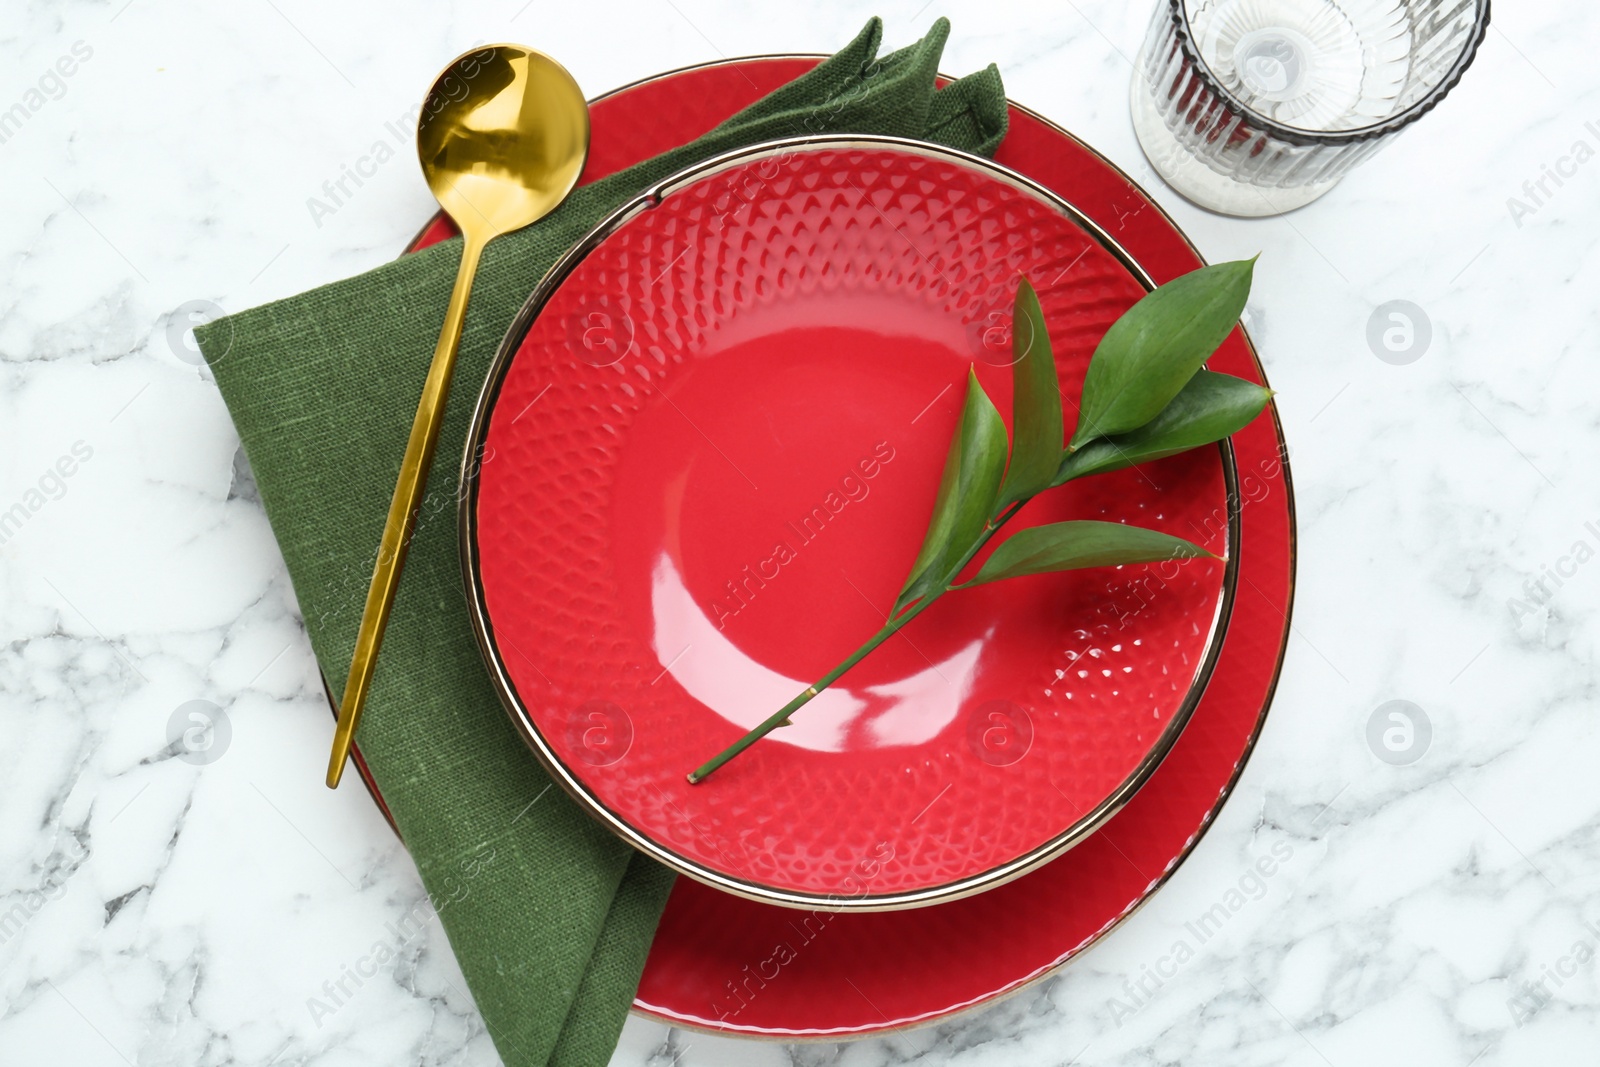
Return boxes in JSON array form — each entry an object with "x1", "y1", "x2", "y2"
[
  {"x1": 469, "y1": 142, "x2": 1231, "y2": 907},
  {"x1": 388, "y1": 56, "x2": 1292, "y2": 1036}
]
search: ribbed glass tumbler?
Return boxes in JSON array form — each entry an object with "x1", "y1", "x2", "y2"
[{"x1": 1131, "y1": 0, "x2": 1490, "y2": 216}]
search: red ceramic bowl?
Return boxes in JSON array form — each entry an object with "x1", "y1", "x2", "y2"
[
  {"x1": 460, "y1": 136, "x2": 1237, "y2": 910},
  {"x1": 357, "y1": 54, "x2": 1294, "y2": 1036}
]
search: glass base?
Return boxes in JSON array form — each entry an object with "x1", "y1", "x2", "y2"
[{"x1": 1129, "y1": 76, "x2": 1340, "y2": 218}]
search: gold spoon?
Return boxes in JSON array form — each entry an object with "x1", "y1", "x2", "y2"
[{"x1": 326, "y1": 45, "x2": 589, "y2": 788}]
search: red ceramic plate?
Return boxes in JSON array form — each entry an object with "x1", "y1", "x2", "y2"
[
  {"x1": 461, "y1": 136, "x2": 1237, "y2": 911},
  {"x1": 364, "y1": 55, "x2": 1293, "y2": 1035}
]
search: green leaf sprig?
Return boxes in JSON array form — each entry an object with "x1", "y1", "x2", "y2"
[{"x1": 687, "y1": 259, "x2": 1268, "y2": 784}]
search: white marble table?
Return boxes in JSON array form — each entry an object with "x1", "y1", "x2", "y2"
[{"x1": 2, "y1": 1, "x2": 1593, "y2": 1063}]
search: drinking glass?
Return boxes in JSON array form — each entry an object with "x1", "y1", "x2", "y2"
[{"x1": 1130, "y1": 0, "x2": 1490, "y2": 216}]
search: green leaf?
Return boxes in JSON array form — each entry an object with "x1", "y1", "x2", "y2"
[
  {"x1": 1070, "y1": 258, "x2": 1255, "y2": 449},
  {"x1": 995, "y1": 277, "x2": 1065, "y2": 511},
  {"x1": 1054, "y1": 371, "x2": 1271, "y2": 484},
  {"x1": 964, "y1": 520, "x2": 1215, "y2": 588},
  {"x1": 895, "y1": 368, "x2": 1007, "y2": 612}
]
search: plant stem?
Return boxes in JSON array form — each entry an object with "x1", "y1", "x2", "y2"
[
  {"x1": 684, "y1": 498, "x2": 1031, "y2": 785},
  {"x1": 686, "y1": 596, "x2": 935, "y2": 784}
]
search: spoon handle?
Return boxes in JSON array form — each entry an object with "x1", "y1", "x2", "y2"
[{"x1": 327, "y1": 234, "x2": 486, "y2": 788}]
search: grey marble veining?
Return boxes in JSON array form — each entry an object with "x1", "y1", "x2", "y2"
[{"x1": 1, "y1": 1, "x2": 1597, "y2": 1064}]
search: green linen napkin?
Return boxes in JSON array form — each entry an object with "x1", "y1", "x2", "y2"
[{"x1": 198, "y1": 17, "x2": 1007, "y2": 1067}]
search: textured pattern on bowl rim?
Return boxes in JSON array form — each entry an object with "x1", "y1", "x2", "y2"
[{"x1": 457, "y1": 136, "x2": 1241, "y2": 911}]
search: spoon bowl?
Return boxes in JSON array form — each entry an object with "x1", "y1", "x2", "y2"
[{"x1": 418, "y1": 46, "x2": 589, "y2": 238}]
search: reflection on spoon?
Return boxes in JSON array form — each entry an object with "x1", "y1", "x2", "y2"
[{"x1": 649, "y1": 552, "x2": 982, "y2": 752}]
